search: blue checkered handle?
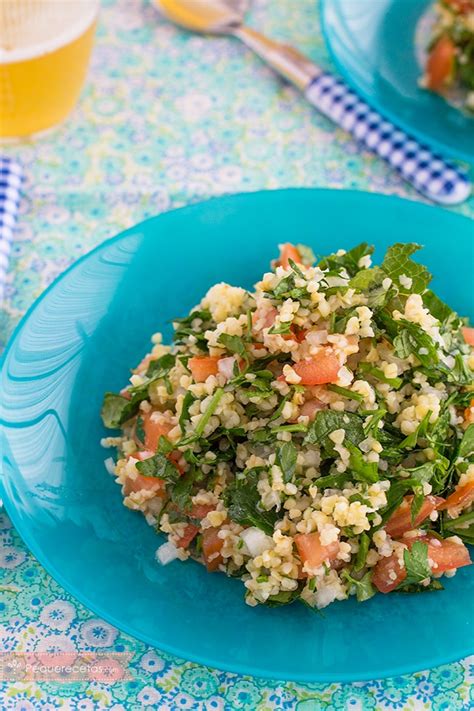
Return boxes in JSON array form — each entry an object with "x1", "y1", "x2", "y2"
[{"x1": 306, "y1": 73, "x2": 471, "y2": 205}]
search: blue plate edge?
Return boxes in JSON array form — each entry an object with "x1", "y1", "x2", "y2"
[
  {"x1": 319, "y1": 0, "x2": 474, "y2": 167},
  {"x1": 1, "y1": 188, "x2": 474, "y2": 683}
]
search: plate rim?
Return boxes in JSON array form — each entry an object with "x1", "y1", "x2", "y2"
[
  {"x1": 1, "y1": 188, "x2": 473, "y2": 682},
  {"x1": 320, "y1": 0, "x2": 474, "y2": 166}
]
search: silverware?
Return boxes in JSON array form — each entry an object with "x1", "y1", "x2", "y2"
[{"x1": 153, "y1": 0, "x2": 471, "y2": 205}]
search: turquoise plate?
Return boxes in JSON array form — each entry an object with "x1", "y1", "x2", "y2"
[
  {"x1": 1, "y1": 190, "x2": 473, "y2": 682},
  {"x1": 321, "y1": 0, "x2": 474, "y2": 165}
]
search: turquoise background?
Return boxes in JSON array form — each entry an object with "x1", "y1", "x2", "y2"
[{"x1": 1, "y1": 0, "x2": 473, "y2": 708}]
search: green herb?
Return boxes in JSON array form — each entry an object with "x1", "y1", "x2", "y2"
[
  {"x1": 224, "y1": 468, "x2": 278, "y2": 534},
  {"x1": 136, "y1": 453, "x2": 180, "y2": 484},
  {"x1": 179, "y1": 391, "x2": 196, "y2": 432},
  {"x1": 346, "y1": 442, "x2": 379, "y2": 483},
  {"x1": 327, "y1": 384, "x2": 364, "y2": 402},
  {"x1": 459, "y1": 424, "x2": 474, "y2": 459},
  {"x1": 443, "y1": 510, "x2": 474, "y2": 545},
  {"x1": 398, "y1": 541, "x2": 431, "y2": 588},
  {"x1": 354, "y1": 532, "x2": 370, "y2": 572},
  {"x1": 423, "y1": 290, "x2": 453, "y2": 323},
  {"x1": 194, "y1": 388, "x2": 224, "y2": 438},
  {"x1": 380, "y1": 243, "x2": 431, "y2": 294},
  {"x1": 399, "y1": 410, "x2": 431, "y2": 449},
  {"x1": 397, "y1": 579, "x2": 444, "y2": 594},
  {"x1": 101, "y1": 392, "x2": 143, "y2": 428},
  {"x1": 171, "y1": 468, "x2": 199, "y2": 511},
  {"x1": 275, "y1": 441, "x2": 298, "y2": 483},
  {"x1": 218, "y1": 333, "x2": 248, "y2": 358},
  {"x1": 319, "y1": 242, "x2": 374, "y2": 277},
  {"x1": 268, "y1": 321, "x2": 293, "y2": 335},
  {"x1": 269, "y1": 392, "x2": 291, "y2": 423},
  {"x1": 393, "y1": 321, "x2": 439, "y2": 367},
  {"x1": 341, "y1": 570, "x2": 375, "y2": 602},
  {"x1": 135, "y1": 415, "x2": 145, "y2": 445},
  {"x1": 304, "y1": 410, "x2": 365, "y2": 450},
  {"x1": 349, "y1": 265, "x2": 385, "y2": 291},
  {"x1": 263, "y1": 589, "x2": 301, "y2": 607},
  {"x1": 358, "y1": 362, "x2": 403, "y2": 389},
  {"x1": 173, "y1": 309, "x2": 213, "y2": 350},
  {"x1": 145, "y1": 352, "x2": 175, "y2": 378}
]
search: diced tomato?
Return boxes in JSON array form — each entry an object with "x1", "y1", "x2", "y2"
[
  {"x1": 188, "y1": 355, "x2": 220, "y2": 383},
  {"x1": 176, "y1": 524, "x2": 199, "y2": 549},
  {"x1": 292, "y1": 350, "x2": 340, "y2": 386},
  {"x1": 426, "y1": 535, "x2": 471, "y2": 573},
  {"x1": 372, "y1": 534, "x2": 471, "y2": 593},
  {"x1": 123, "y1": 472, "x2": 164, "y2": 496},
  {"x1": 426, "y1": 35, "x2": 456, "y2": 91},
  {"x1": 276, "y1": 243, "x2": 303, "y2": 269},
  {"x1": 299, "y1": 399, "x2": 326, "y2": 421},
  {"x1": 445, "y1": 0, "x2": 474, "y2": 13},
  {"x1": 294, "y1": 532, "x2": 340, "y2": 569},
  {"x1": 462, "y1": 327, "x2": 474, "y2": 347},
  {"x1": 202, "y1": 527, "x2": 224, "y2": 571},
  {"x1": 291, "y1": 326, "x2": 307, "y2": 343},
  {"x1": 437, "y1": 481, "x2": 474, "y2": 517},
  {"x1": 385, "y1": 495, "x2": 444, "y2": 538},
  {"x1": 142, "y1": 413, "x2": 173, "y2": 451},
  {"x1": 464, "y1": 398, "x2": 474, "y2": 424},
  {"x1": 372, "y1": 550, "x2": 406, "y2": 593},
  {"x1": 119, "y1": 388, "x2": 131, "y2": 400},
  {"x1": 189, "y1": 503, "x2": 215, "y2": 519}
]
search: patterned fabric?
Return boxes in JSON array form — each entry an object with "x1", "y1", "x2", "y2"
[
  {"x1": 0, "y1": 0, "x2": 473, "y2": 708},
  {"x1": 0, "y1": 158, "x2": 23, "y2": 302},
  {"x1": 305, "y1": 73, "x2": 471, "y2": 206}
]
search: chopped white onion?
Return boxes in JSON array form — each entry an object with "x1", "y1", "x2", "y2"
[
  {"x1": 240, "y1": 527, "x2": 273, "y2": 557},
  {"x1": 104, "y1": 457, "x2": 116, "y2": 476},
  {"x1": 218, "y1": 356, "x2": 236, "y2": 381},
  {"x1": 156, "y1": 541, "x2": 180, "y2": 565}
]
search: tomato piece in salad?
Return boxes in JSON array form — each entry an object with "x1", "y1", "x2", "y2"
[
  {"x1": 188, "y1": 355, "x2": 220, "y2": 383},
  {"x1": 462, "y1": 326, "x2": 474, "y2": 347},
  {"x1": 437, "y1": 481, "x2": 474, "y2": 517},
  {"x1": 385, "y1": 495, "x2": 444, "y2": 538},
  {"x1": 142, "y1": 413, "x2": 173, "y2": 451},
  {"x1": 176, "y1": 524, "x2": 199, "y2": 549},
  {"x1": 202, "y1": 527, "x2": 224, "y2": 571},
  {"x1": 292, "y1": 350, "x2": 340, "y2": 386},
  {"x1": 294, "y1": 532, "x2": 340, "y2": 569},
  {"x1": 276, "y1": 243, "x2": 302, "y2": 269},
  {"x1": 372, "y1": 535, "x2": 471, "y2": 593},
  {"x1": 426, "y1": 35, "x2": 456, "y2": 91}
]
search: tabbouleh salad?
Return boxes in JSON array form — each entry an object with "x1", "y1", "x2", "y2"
[
  {"x1": 422, "y1": 0, "x2": 474, "y2": 111},
  {"x1": 101, "y1": 242, "x2": 474, "y2": 609}
]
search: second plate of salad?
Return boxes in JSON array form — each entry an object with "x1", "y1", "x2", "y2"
[{"x1": 321, "y1": 0, "x2": 474, "y2": 164}]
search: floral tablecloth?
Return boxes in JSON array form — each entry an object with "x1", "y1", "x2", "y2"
[{"x1": 1, "y1": 0, "x2": 473, "y2": 708}]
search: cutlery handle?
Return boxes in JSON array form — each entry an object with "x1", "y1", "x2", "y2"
[{"x1": 305, "y1": 72, "x2": 471, "y2": 206}]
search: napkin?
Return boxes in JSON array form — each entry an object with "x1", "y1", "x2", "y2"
[{"x1": 0, "y1": 157, "x2": 23, "y2": 303}]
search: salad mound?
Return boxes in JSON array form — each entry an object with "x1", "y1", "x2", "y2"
[
  {"x1": 423, "y1": 0, "x2": 474, "y2": 111},
  {"x1": 101, "y1": 242, "x2": 474, "y2": 609}
]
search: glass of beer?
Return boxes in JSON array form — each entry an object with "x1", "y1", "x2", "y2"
[{"x1": 0, "y1": 0, "x2": 99, "y2": 140}]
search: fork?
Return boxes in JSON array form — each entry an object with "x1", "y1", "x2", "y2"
[{"x1": 154, "y1": 0, "x2": 471, "y2": 206}]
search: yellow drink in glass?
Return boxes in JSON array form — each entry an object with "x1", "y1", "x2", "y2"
[{"x1": 0, "y1": 1, "x2": 99, "y2": 140}]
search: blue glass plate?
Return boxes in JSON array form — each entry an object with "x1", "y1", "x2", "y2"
[
  {"x1": 321, "y1": 0, "x2": 474, "y2": 165},
  {"x1": 1, "y1": 190, "x2": 473, "y2": 682}
]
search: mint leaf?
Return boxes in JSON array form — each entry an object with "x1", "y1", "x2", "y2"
[
  {"x1": 393, "y1": 321, "x2": 439, "y2": 367},
  {"x1": 179, "y1": 391, "x2": 196, "y2": 432},
  {"x1": 276, "y1": 441, "x2": 297, "y2": 483},
  {"x1": 304, "y1": 410, "x2": 365, "y2": 450},
  {"x1": 399, "y1": 541, "x2": 431, "y2": 588},
  {"x1": 146, "y1": 353, "x2": 175, "y2": 378},
  {"x1": 349, "y1": 266, "x2": 384, "y2": 291},
  {"x1": 319, "y1": 243, "x2": 374, "y2": 276},
  {"x1": 136, "y1": 453, "x2": 180, "y2": 484},
  {"x1": 342, "y1": 569, "x2": 375, "y2": 602},
  {"x1": 346, "y1": 442, "x2": 379, "y2": 483},
  {"x1": 135, "y1": 415, "x2": 145, "y2": 445},
  {"x1": 381, "y1": 243, "x2": 431, "y2": 294},
  {"x1": 459, "y1": 424, "x2": 474, "y2": 459},
  {"x1": 218, "y1": 333, "x2": 248, "y2": 357},
  {"x1": 101, "y1": 392, "x2": 143, "y2": 428},
  {"x1": 354, "y1": 532, "x2": 370, "y2": 572},
  {"x1": 225, "y1": 468, "x2": 278, "y2": 534}
]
